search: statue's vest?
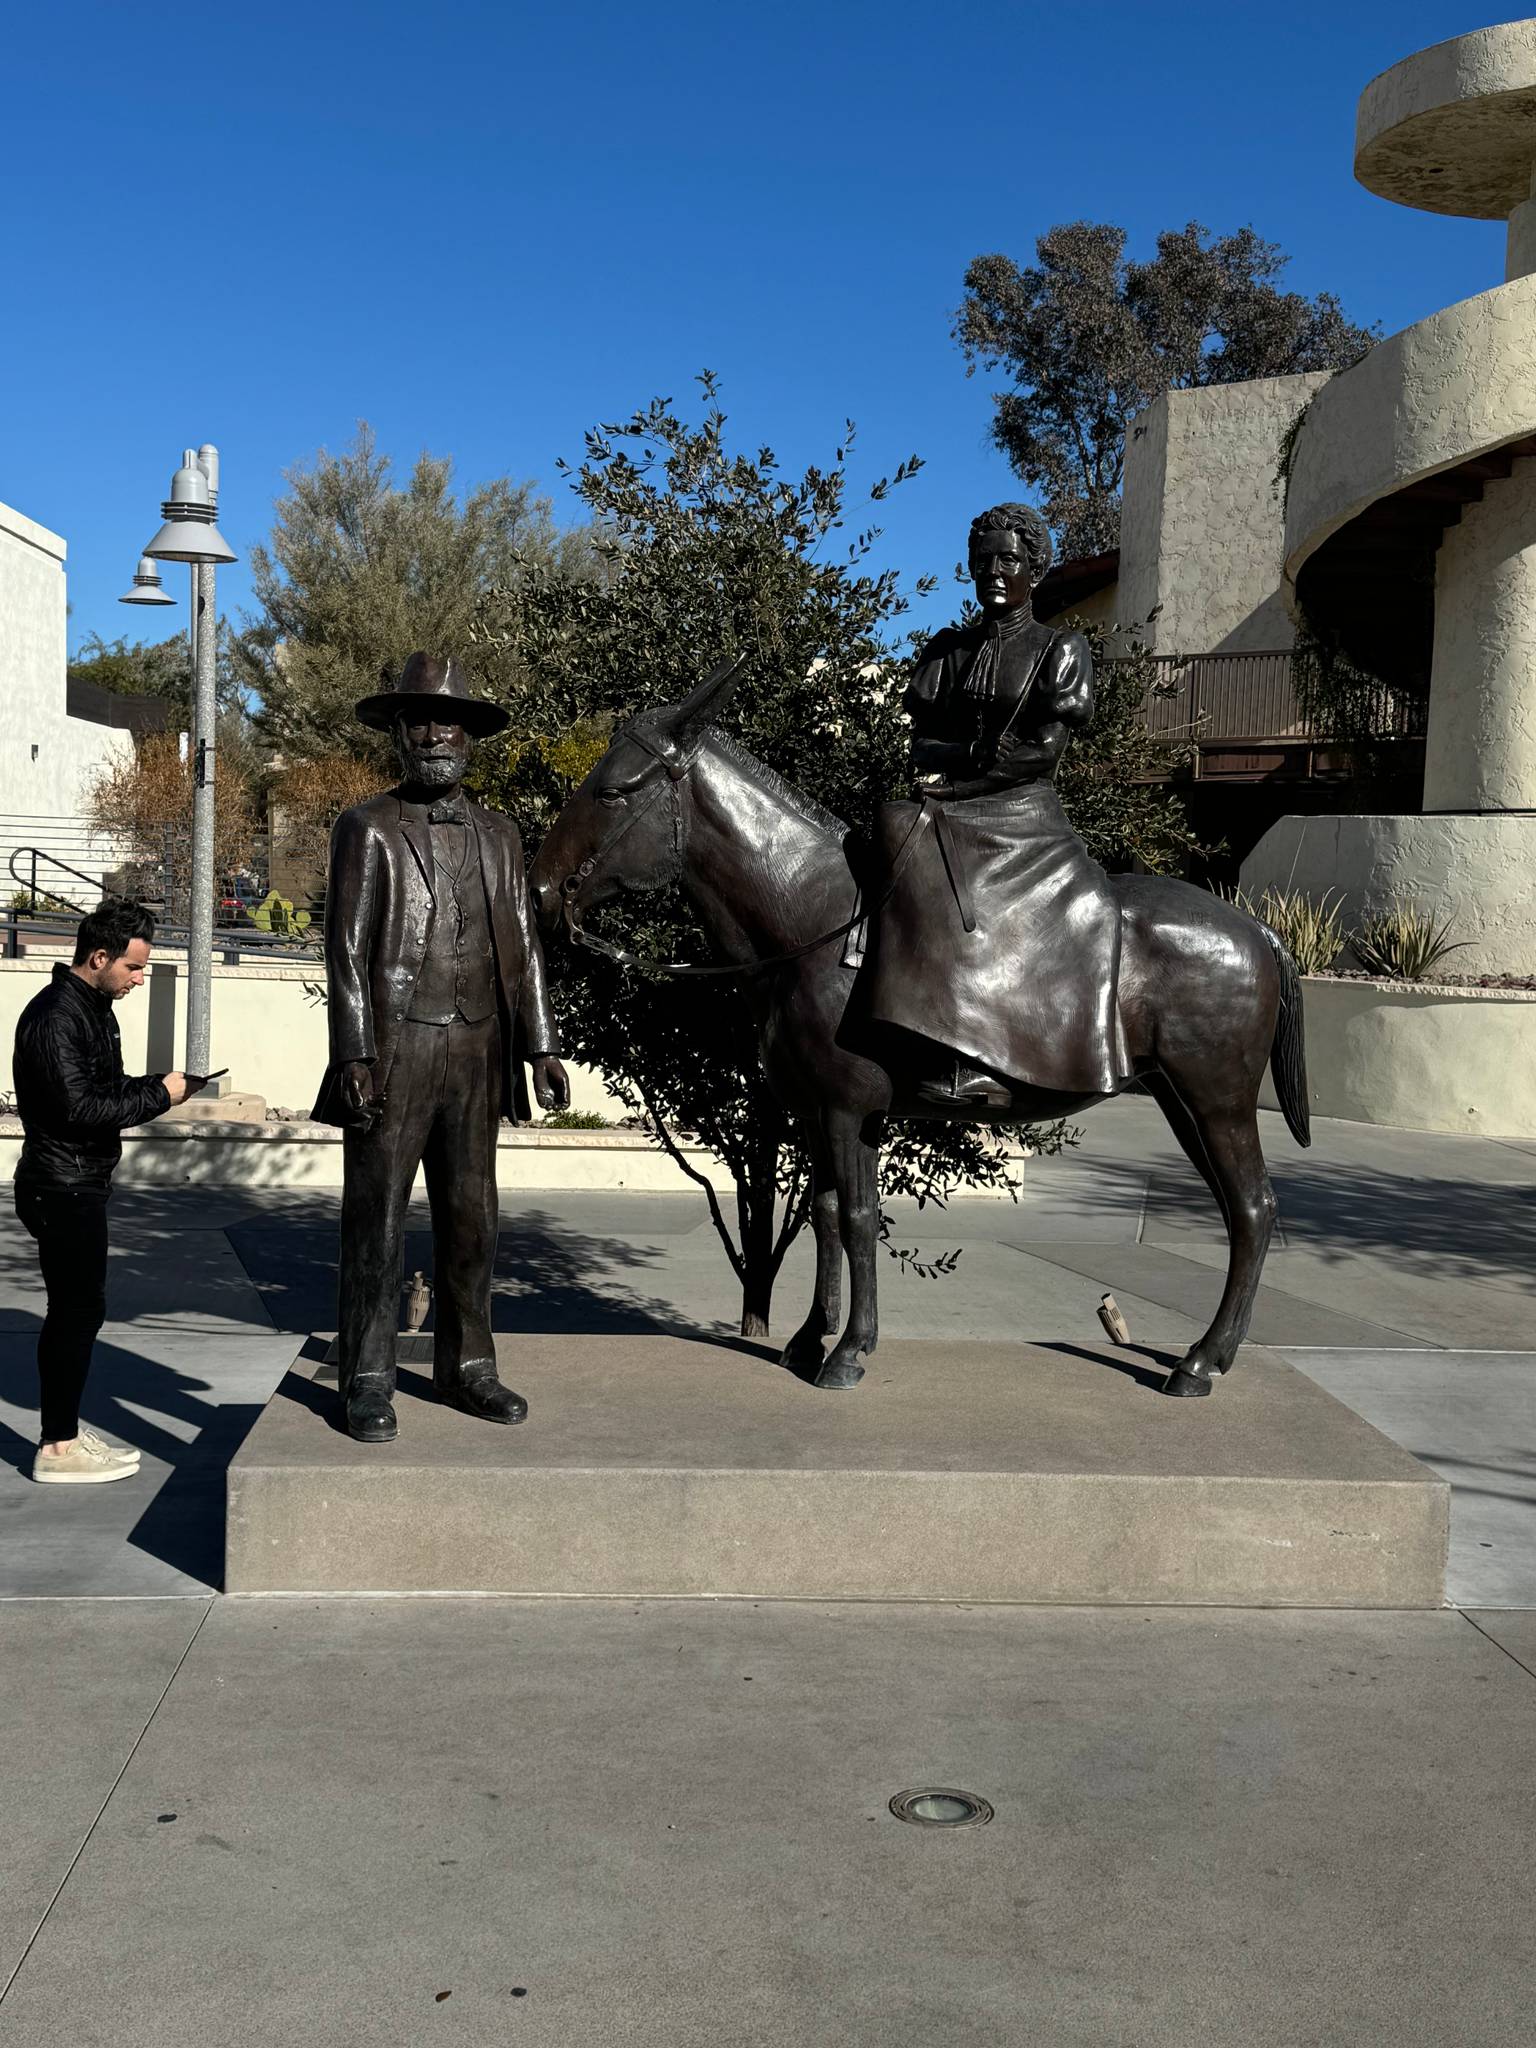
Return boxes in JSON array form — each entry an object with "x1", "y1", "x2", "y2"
[{"x1": 406, "y1": 825, "x2": 497, "y2": 1026}]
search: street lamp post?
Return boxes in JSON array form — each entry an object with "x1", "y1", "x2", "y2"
[{"x1": 137, "y1": 446, "x2": 237, "y2": 1078}]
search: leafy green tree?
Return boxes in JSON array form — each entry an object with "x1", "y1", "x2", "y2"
[
  {"x1": 68, "y1": 628, "x2": 247, "y2": 725},
  {"x1": 472, "y1": 379, "x2": 1100, "y2": 1340},
  {"x1": 957, "y1": 222, "x2": 1378, "y2": 559},
  {"x1": 234, "y1": 422, "x2": 593, "y2": 761},
  {"x1": 1056, "y1": 616, "x2": 1202, "y2": 873}
]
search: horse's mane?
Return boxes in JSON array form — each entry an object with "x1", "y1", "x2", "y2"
[{"x1": 707, "y1": 727, "x2": 848, "y2": 840}]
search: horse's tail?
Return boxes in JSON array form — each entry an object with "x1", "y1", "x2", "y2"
[{"x1": 1260, "y1": 922, "x2": 1311, "y2": 1148}]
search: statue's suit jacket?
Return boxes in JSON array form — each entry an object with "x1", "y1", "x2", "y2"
[{"x1": 311, "y1": 790, "x2": 558, "y2": 1128}]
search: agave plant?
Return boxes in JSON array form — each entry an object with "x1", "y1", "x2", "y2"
[
  {"x1": 1217, "y1": 884, "x2": 1347, "y2": 977},
  {"x1": 250, "y1": 889, "x2": 313, "y2": 938},
  {"x1": 1351, "y1": 904, "x2": 1469, "y2": 982}
]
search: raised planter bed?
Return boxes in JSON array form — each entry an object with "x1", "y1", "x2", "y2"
[
  {"x1": 0, "y1": 1116, "x2": 738, "y2": 1192},
  {"x1": 1259, "y1": 976, "x2": 1536, "y2": 1138}
]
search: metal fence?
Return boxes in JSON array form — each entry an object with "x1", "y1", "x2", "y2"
[{"x1": 0, "y1": 815, "x2": 306, "y2": 961}]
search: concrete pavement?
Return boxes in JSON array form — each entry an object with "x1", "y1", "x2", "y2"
[
  {"x1": 1, "y1": 1100, "x2": 1533, "y2": 2041},
  {"x1": 2, "y1": 1597, "x2": 1533, "y2": 2044}
]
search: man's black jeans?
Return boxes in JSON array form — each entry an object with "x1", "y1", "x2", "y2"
[{"x1": 14, "y1": 1184, "x2": 110, "y2": 1443}]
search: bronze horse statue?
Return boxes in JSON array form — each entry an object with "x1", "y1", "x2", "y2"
[{"x1": 530, "y1": 661, "x2": 1310, "y2": 1399}]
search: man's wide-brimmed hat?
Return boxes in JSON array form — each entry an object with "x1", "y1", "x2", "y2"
[{"x1": 355, "y1": 652, "x2": 510, "y2": 737}]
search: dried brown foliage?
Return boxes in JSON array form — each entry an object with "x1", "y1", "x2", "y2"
[
  {"x1": 269, "y1": 754, "x2": 391, "y2": 876},
  {"x1": 85, "y1": 732, "x2": 259, "y2": 915}
]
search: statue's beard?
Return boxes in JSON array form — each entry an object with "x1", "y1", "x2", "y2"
[{"x1": 398, "y1": 746, "x2": 466, "y2": 788}]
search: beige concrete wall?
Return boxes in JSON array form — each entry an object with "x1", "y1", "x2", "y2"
[
  {"x1": 0, "y1": 957, "x2": 627, "y2": 1122},
  {"x1": 0, "y1": 1117, "x2": 737, "y2": 1191},
  {"x1": 0, "y1": 502, "x2": 133, "y2": 873},
  {"x1": 1426, "y1": 454, "x2": 1536, "y2": 808},
  {"x1": 1258, "y1": 976, "x2": 1536, "y2": 1138},
  {"x1": 1037, "y1": 581, "x2": 1120, "y2": 634},
  {"x1": 1119, "y1": 375, "x2": 1328, "y2": 654},
  {"x1": 1507, "y1": 169, "x2": 1536, "y2": 280},
  {"x1": 1240, "y1": 811, "x2": 1536, "y2": 977},
  {"x1": 1116, "y1": 393, "x2": 1168, "y2": 638}
]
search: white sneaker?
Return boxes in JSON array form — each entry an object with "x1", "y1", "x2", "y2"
[
  {"x1": 32, "y1": 1432, "x2": 141, "y2": 1485},
  {"x1": 77, "y1": 1425, "x2": 140, "y2": 1467}
]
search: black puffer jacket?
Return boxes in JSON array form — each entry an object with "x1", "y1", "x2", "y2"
[{"x1": 13, "y1": 965, "x2": 171, "y2": 1192}]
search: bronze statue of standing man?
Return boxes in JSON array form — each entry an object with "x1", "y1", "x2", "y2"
[{"x1": 313, "y1": 653, "x2": 569, "y2": 1442}]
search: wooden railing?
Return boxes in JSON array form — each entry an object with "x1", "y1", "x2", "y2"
[{"x1": 1116, "y1": 651, "x2": 1427, "y2": 744}]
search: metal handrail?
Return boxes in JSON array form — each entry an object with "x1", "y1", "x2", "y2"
[{"x1": 5, "y1": 845, "x2": 123, "y2": 915}]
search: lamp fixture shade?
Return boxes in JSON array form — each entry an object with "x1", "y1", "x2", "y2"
[
  {"x1": 118, "y1": 555, "x2": 177, "y2": 605},
  {"x1": 142, "y1": 446, "x2": 238, "y2": 565},
  {"x1": 142, "y1": 517, "x2": 238, "y2": 565}
]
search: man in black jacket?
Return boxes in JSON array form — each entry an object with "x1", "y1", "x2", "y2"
[{"x1": 12, "y1": 898, "x2": 197, "y2": 1484}]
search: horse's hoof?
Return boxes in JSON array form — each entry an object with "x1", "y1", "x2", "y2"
[
  {"x1": 814, "y1": 1357, "x2": 866, "y2": 1391},
  {"x1": 777, "y1": 1338, "x2": 825, "y2": 1371},
  {"x1": 1163, "y1": 1367, "x2": 1214, "y2": 1398}
]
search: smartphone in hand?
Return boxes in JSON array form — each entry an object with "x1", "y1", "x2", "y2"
[{"x1": 186, "y1": 1067, "x2": 230, "y2": 1089}]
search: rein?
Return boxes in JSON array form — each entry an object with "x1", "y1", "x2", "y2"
[{"x1": 557, "y1": 723, "x2": 935, "y2": 981}]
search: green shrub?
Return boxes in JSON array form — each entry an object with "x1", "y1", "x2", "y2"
[
  {"x1": 1351, "y1": 905, "x2": 1469, "y2": 982},
  {"x1": 7, "y1": 888, "x2": 74, "y2": 915},
  {"x1": 250, "y1": 889, "x2": 312, "y2": 938},
  {"x1": 540, "y1": 1107, "x2": 610, "y2": 1130},
  {"x1": 1219, "y1": 884, "x2": 1347, "y2": 976}
]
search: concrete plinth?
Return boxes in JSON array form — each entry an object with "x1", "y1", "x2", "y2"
[{"x1": 226, "y1": 1336, "x2": 1447, "y2": 1607}]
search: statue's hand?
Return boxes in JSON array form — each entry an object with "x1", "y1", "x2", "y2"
[
  {"x1": 531, "y1": 1056, "x2": 570, "y2": 1112},
  {"x1": 341, "y1": 1060, "x2": 382, "y2": 1128}
]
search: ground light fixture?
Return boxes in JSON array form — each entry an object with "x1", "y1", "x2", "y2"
[
  {"x1": 117, "y1": 556, "x2": 176, "y2": 606},
  {"x1": 888, "y1": 1788, "x2": 994, "y2": 1828}
]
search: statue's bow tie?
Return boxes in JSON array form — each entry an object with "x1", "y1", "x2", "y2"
[{"x1": 427, "y1": 798, "x2": 468, "y2": 826}]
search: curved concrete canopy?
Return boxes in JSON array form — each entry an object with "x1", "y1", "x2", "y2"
[
  {"x1": 1356, "y1": 18, "x2": 1536, "y2": 217},
  {"x1": 1283, "y1": 271, "x2": 1536, "y2": 583}
]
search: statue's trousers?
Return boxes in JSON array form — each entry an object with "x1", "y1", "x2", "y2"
[{"x1": 337, "y1": 1012, "x2": 501, "y2": 1393}]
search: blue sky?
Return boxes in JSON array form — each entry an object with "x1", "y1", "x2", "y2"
[{"x1": 3, "y1": 1, "x2": 1513, "y2": 657}]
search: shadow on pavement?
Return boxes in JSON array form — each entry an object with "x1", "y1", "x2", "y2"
[
  {"x1": 1060, "y1": 1150, "x2": 1536, "y2": 1289},
  {"x1": 1037, "y1": 1339, "x2": 1177, "y2": 1394},
  {"x1": 0, "y1": 1314, "x2": 265, "y2": 1588},
  {"x1": 227, "y1": 1198, "x2": 725, "y2": 1340}
]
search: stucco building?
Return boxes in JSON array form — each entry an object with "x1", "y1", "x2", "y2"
[
  {"x1": 1041, "y1": 18, "x2": 1536, "y2": 976},
  {"x1": 0, "y1": 498, "x2": 159, "y2": 906}
]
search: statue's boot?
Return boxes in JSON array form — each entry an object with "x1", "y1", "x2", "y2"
[
  {"x1": 913, "y1": 1059, "x2": 1013, "y2": 1110},
  {"x1": 435, "y1": 1359, "x2": 528, "y2": 1426},
  {"x1": 342, "y1": 1371, "x2": 398, "y2": 1444}
]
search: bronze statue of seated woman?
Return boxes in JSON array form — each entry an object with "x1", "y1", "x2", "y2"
[{"x1": 866, "y1": 501, "x2": 1129, "y2": 1110}]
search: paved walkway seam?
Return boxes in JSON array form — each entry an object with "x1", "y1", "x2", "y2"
[
  {"x1": 0, "y1": 1596, "x2": 215, "y2": 2008},
  {"x1": 1459, "y1": 1609, "x2": 1536, "y2": 1682}
]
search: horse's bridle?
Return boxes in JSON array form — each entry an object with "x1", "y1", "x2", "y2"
[
  {"x1": 555, "y1": 717, "x2": 937, "y2": 983},
  {"x1": 556, "y1": 715, "x2": 723, "y2": 973}
]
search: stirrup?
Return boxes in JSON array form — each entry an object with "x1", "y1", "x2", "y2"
[{"x1": 914, "y1": 1061, "x2": 1012, "y2": 1109}]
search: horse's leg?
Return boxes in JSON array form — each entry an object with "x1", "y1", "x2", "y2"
[
  {"x1": 778, "y1": 1132, "x2": 842, "y2": 1374},
  {"x1": 1140, "y1": 1072, "x2": 1230, "y2": 1231},
  {"x1": 1155, "y1": 1082, "x2": 1278, "y2": 1396},
  {"x1": 816, "y1": 1109, "x2": 880, "y2": 1391}
]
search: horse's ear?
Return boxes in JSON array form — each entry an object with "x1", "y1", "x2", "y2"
[{"x1": 669, "y1": 651, "x2": 747, "y2": 746}]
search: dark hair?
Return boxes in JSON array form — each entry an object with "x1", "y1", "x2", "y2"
[
  {"x1": 968, "y1": 502, "x2": 1053, "y2": 584},
  {"x1": 74, "y1": 897, "x2": 156, "y2": 967}
]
